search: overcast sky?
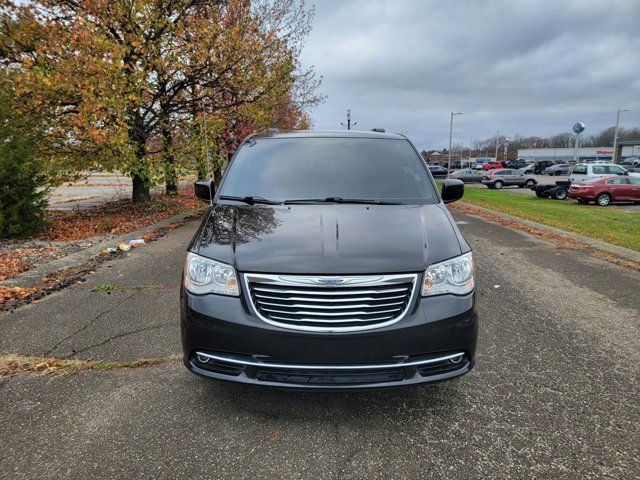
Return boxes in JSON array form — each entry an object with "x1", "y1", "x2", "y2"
[{"x1": 299, "y1": 0, "x2": 640, "y2": 150}]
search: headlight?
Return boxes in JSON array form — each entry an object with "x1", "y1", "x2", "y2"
[
  {"x1": 422, "y1": 252, "x2": 474, "y2": 297},
  {"x1": 184, "y1": 252, "x2": 239, "y2": 296}
]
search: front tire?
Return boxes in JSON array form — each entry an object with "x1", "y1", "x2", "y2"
[
  {"x1": 551, "y1": 187, "x2": 568, "y2": 200},
  {"x1": 525, "y1": 179, "x2": 535, "y2": 188},
  {"x1": 596, "y1": 193, "x2": 611, "y2": 206},
  {"x1": 494, "y1": 180, "x2": 503, "y2": 189}
]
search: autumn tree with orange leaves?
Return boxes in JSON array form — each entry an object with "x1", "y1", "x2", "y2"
[{"x1": 0, "y1": 0, "x2": 321, "y2": 201}]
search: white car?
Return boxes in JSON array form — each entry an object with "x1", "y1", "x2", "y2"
[{"x1": 569, "y1": 163, "x2": 640, "y2": 183}]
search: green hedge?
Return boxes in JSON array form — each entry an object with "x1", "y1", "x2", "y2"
[{"x1": 0, "y1": 81, "x2": 48, "y2": 238}]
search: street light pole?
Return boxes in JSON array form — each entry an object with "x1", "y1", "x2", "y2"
[
  {"x1": 340, "y1": 108, "x2": 357, "y2": 130},
  {"x1": 503, "y1": 137, "x2": 509, "y2": 164},
  {"x1": 448, "y1": 112, "x2": 463, "y2": 172},
  {"x1": 612, "y1": 107, "x2": 630, "y2": 164}
]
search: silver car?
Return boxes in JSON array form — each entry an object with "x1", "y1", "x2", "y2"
[
  {"x1": 449, "y1": 168, "x2": 486, "y2": 183},
  {"x1": 481, "y1": 169, "x2": 537, "y2": 189}
]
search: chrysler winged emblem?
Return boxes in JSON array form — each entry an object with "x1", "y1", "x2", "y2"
[{"x1": 315, "y1": 277, "x2": 345, "y2": 285}]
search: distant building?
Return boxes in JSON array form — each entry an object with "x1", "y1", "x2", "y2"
[
  {"x1": 422, "y1": 151, "x2": 462, "y2": 165},
  {"x1": 517, "y1": 146, "x2": 639, "y2": 162}
]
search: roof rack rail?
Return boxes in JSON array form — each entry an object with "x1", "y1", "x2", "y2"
[{"x1": 371, "y1": 128, "x2": 385, "y2": 133}]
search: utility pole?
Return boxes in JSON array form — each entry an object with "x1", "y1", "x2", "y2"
[
  {"x1": 494, "y1": 130, "x2": 499, "y2": 161},
  {"x1": 612, "y1": 107, "x2": 630, "y2": 164},
  {"x1": 503, "y1": 138, "x2": 509, "y2": 163},
  {"x1": 448, "y1": 112, "x2": 463, "y2": 172}
]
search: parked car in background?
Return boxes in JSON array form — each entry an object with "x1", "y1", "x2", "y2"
[
  {"x1": 568, "y1": 176, "x2": 640, "y2": 206},
  {"x1": 481, "y1": 169, "x2": 537, "y2": 189},
  {"x1": 569, "y1": 163, "x2": 640, "y2": 183},
  {"x1": 543, "y1": 163, "x2": 573, "y2": 176},
  {"x1": 473, "y1": 159, "x2": 488, "y2": 170},
  {"x1": 449, "y1": 168, "x2": 486, "y2": 183},
  {"x1": 504, "y1": 158, "x2": 529, "y2": 170},
  {"x1": 532, "y1": 160, "x2": 556, "y2": 174},
  {"x1": 428, "y1": 165, "x2": 449, "y2": 177},
  {"x1": 482, "y1": 161, "x2": 504, "y2": 171},
  {"x1": 518, "y1": 163, "x2": 535, "y2": 174},
  {"x1": 619, "y1": 158, "x2": 640, "y2": 173}
]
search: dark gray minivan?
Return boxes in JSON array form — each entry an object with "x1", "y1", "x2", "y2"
[{"x1": 181, "y1": 130, "x2": 477, "y2": 389}]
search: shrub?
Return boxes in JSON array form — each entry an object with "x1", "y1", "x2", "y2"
[{"x1": 0, "y1": 81, "x2": 48, "y2": 238}]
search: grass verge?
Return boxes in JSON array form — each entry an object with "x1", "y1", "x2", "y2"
[
  {"x1": 0, "y1": 354, "x2": 181, "y2": 377},
  {"x1": 456, "y1": 187, "x2": 640, "y2": 251}
]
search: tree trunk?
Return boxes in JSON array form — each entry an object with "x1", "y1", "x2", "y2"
[
  {"x1": 162, "y1": 125, "x2": 178, "y2": 195},
  {"x1": 128, "y1": 114, "x2": 151, "y2": 203},
  {"x1": 196, "y1": 159, "x2": 207, "y2": 180},
  {"x1": 131, "y1": 173, "x2": 151, "y2": 203}
]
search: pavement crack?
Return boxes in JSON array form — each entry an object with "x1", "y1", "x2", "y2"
[
  {"x1": 68, "y1": 322, "x2": 174, "y2": 357},
  {"x1": 43, "y1": 290, "x2": 142, "y2": 357}
]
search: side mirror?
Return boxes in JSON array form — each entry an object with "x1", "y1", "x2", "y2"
[
  {"x1": 194, "y1": 179, "x2": 214, "y2": 203},
  {"x1": 441, "y1": 179, "x2": 464, "y2": 204}
]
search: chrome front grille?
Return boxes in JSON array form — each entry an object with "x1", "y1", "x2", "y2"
[{"x1": 244, "y1": 273, "x2": 418, "y2": 332}]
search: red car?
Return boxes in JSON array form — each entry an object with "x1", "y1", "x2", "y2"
[
  {"x1": 568, "y1": 176, "x2": 640, "y2": 206},
  {"x1": 482, "y1": 161, "x2": 504, "y2": 171}
]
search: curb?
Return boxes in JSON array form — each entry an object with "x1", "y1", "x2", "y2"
[
  {"x1": 456, "y1": 201, "x2": 640, "y2": 265},
  {"x1": 3, "y1": 208, "x2": 206, "y2": 289}
]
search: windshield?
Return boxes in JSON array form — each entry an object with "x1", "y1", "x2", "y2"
[{"x1": 219, "y1": 137, "x2": 438, "y2": 204}]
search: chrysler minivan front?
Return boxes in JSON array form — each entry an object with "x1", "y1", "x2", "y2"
[{"x1": 181, "y1": 130, "x2": 477, "y2": 389}]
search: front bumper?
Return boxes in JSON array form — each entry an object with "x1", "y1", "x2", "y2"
[{"x1": 181, "y1": 285, "x2": 478, "y2": 390}]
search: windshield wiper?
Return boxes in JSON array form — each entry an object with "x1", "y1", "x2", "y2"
[
  {"x1": 219, "y1": 195, "x2": 281, "y2": 205},
  {"x1": 284, "y1": 197, "x2": 404, "y2": 205}
]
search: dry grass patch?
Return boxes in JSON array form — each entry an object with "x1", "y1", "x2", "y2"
[{"x1": 0, "y1": 355, "x2": 181, "y2": 377}]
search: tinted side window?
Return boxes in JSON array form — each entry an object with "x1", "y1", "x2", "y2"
[
  {"x1": 629, "y1": 178, "x2": 640, "y2": 185},
  {"x1": 606, "y1": 166, "x2": 626, "y2": 175},
  {"x1": 572, "y1": 165, "x2": 587, "y2": 174},
  {"x1": 592, "y1": 166, "x2": 606, "y2": 174}
]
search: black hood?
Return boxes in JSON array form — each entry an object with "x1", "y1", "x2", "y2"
[{"x1": 191, "y1": 203, "x2": 467, "y2": 274}]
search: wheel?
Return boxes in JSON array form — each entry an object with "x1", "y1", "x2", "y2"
[
  {"x1": 551, "y1": 187, "x2": 568, "y2": 200},
  {"x1": 494, "y1": 180, "x2": 503, "y2": 189},
  {"x1": 525, "y1": 179, "x2": 535, "y2": 188},
  {"x1": 596, "y1": 193, "x2": 611, "y2": 206}
]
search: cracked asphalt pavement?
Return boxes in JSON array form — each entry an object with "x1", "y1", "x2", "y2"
[{"x1": 1, "y1": 211, "x2": 638, "y2": 479}]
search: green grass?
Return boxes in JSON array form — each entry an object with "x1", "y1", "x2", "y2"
[
  {"x1": 455, "y1": 187, "x2": 640, "y2": 251},
  {"x1": 91, "y1": 283, "x2": 122, "y2": 292}
]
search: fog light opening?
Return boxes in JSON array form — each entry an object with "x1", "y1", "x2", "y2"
[
  {"x1": 449, "y1": 354, "x2": 464, "y2": 364},
  {"x1": 196, "y1": 353, "x2": 210, "y2": 364}
]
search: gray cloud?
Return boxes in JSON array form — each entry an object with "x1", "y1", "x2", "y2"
[{"x1": 300, "y1": 0, "x2": 640, "y2": 149}]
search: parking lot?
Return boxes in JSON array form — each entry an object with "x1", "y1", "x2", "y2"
[
  {"x1": 1, "y1": 209, "x2": 638, "y2": 479},
  {"x1": 463, "y1": 174, "x2": 640, "y2": 213}
]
